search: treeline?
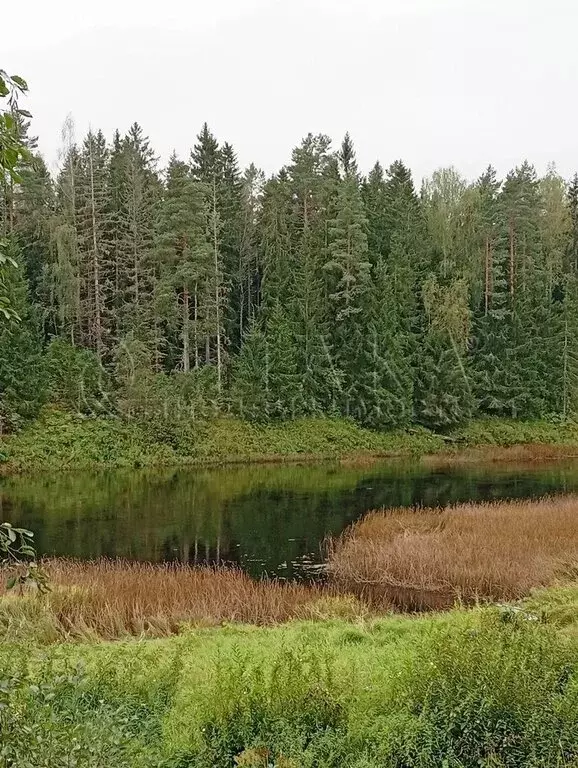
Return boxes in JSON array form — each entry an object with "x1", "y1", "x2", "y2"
[{"x1": 2, "y1": 117, "x2": 578, "y2": 432}]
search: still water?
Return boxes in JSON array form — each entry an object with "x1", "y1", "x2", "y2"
[{"x1": 2, "y1": 460, "x2": 578, "y2": 579}]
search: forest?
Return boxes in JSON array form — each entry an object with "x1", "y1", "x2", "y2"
[{"x1": 2, "y1": 106, "x2": 578, "y2": 434}]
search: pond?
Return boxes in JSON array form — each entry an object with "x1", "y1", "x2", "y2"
[{"x1": 2, "y1": 459, "x2": 578, "y2": 579}]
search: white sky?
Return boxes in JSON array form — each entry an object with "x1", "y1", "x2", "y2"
[{"x1": 4, "y1": 0, "x2": 577, "y2": 183}]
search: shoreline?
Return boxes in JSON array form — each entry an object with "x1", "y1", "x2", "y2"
[{"x1": 2, "y1": 409, "x2": 578, "y2": 475}]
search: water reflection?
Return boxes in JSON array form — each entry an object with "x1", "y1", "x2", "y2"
[{"x1": 1, "y1": 460, "x2": 577, "y2": 579}]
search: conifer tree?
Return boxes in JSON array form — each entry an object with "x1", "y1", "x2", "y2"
[
  {"x1": 238, "y1": 163, "x2": 264, "y2": 339},
  {"x1": 155, "y1": 154, "x2": 211, "y2": 373},
  {"x1": 118, "y1": 123, "x2": 159, "y2": 349},
  {"x1": 0, "y1": 241, "x2": 45, "y2": 431},
  {"x1": 231, "y1": 320, "x2": 269, "y2": 421},
  {"x1": 286, "y1": 135, "x2": 337, "y2": 412},
  {"x1": 361, "y1": 161, "x2": 388, "y2": 260},
  {"x1": 326, "y1": 136, "x2": 371, "y2": 416},
  {"x1": 415, "y1": 276, "x2": 474, "y2": 429},
  {"x1": 567, "y1": 173, "x2": 578, "y2": 273},
  {"x1": 77, "y1": 129, "x2": 110, "y2": 360},
  {"x1": 190, "y1": 123, "x2": 226, "y2": 389},
  {"x1": 360, "y1": 251, "x2": 414, "y2": 428}
]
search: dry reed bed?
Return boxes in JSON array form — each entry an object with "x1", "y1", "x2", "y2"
[
  {"x1": 0, "y1": 560, "x2": 340, "y2": 640},
  {"x1": 328, "y1": 495, "x2": 578, "y2": 610},
  {"x1": 423, "y1": 443, "x2": 578, "y2": 467}
]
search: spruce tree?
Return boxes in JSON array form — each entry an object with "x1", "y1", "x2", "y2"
[
  {"x1": 76, "y1": 129, "x2": 110, "y2": 360},
  {"x1": 265, "y1": 301, "x2": 303, "y2": 420},
  {"x1": 286, "y1": 135, "x2": 337, "y2": 413},
  {"x1": 118, "y1": 123, "x2": 159, "y2": 349},
  {"x1": 155, "y1": 154, "x2": 211, "y2": 373},
  {"x1": 360, "y1": 252, "x2": 414, "y2": 428},
  {"x1": 326, "y1": 136, "x2": 371, "y2": 417},
  {"x1": 238, "y1": 163, "x2": 264, "y2": 339},
  {"x1": 190, "y1": 123, "x2": 226, "y2": 389},
  {"x1": 567, "y1": 173, "x2": 578, "y2": 273},
  {"x1": 361, "y1": 161, "x2": 388, "y2": 261},
  {"x1": 0, "y1": 241, "x2": 45, "y2": 431},
  {"x1": 231, "y1": 320, "x2": 269, "y2": 421},
  {"x1": 415, "y1": 277, "x2": 474, "y2": 430}
]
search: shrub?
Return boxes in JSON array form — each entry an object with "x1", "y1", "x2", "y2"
[
  {"x1": 372, "y1": 612, "x2": 578, "y2": 767},
  {"x1": 44, "y1": 339, "x2": 110, "y2": 414},
  {"x1": 177, "y1": 644, "x2": 349, "y2": 768}
]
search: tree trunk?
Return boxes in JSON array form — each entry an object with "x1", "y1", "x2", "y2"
[
  {"x1": 88, "y1": 138, "x2": 103, "y2": 361},
  {"x1": 213, "y1": 177, "x2": 222, "y2": 391},
  {"x1": 484, "y1": 237, "x2": 490, "y2": 315},
  {"x1": 182, "y1": 287, "x2": 190, "y2": 373},
  {"x1": 509, "y1": 220, "x2": 515, "y2": 298},
  {"x1": 194, "y1": 282, "x2": 199, "y2": 369}
]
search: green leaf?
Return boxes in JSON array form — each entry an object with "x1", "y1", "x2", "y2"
[
  {"x1": 20, "y1": 546, "x2": 36, "y2": 557},
  {"x1": 5, "y1": 577, "x2": 16, "y2": 590},
  {"x1": 11, "y1": 75, "x2": 28, "y2": 90}
]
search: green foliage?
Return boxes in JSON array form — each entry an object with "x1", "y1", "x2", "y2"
[
  {"x1": 187, "y1": 645, "x2": 348, "y2": 767},
  {"x1": 0, "y1": 243, "x2": 45, "y2": 430},
  {"x1": 3, "y1": 80, "x2": 578, "y2": 447},
  {"x1": 376, "y1": 612, "x2": 578, "y2": 767},
  {"x1": 44, "y1": 338, "x2": 108, "y2": 414},
  {"x1": 0, "y1": 408, "x2": 449, "y2": 471},
  {"x1": 0, "y1": 610, "x2": 576, "y2": 767}
]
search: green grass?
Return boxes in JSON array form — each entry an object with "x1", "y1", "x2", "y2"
[
  {"x1": 4, "y1": 408, "x2": 578, "y2": 473},
  {"x1": 455, "y1": 417, "x2": 578, "y2": 448},
  {"x1": 3, "y1": 604, "x2": 578, "y2": 767},
  {"x1": 0, "y1": 408, "x2": 444, "y2": 472}
]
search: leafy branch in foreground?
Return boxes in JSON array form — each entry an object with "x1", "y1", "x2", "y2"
[
  {"x1": 0, "y1": 522, "x2": 49, "y2": 593},
  {"x1": 0, "y1": 68, "x2": 30, "y2": 321}
]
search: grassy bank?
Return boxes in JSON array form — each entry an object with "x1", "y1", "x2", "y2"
[
  {"x1": 2, "y1": 602, "x2": 578, "y2": 767},
  {"x1": 3, "y1": 408, "x2": 578, "y2": 472}
]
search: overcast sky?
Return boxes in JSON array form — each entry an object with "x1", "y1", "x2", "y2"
[{"x1": 4, "y1": 0, "x2": 577, "y2": 184}]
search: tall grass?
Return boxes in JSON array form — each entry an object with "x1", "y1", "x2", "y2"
[
  {"x1": 0, "y1": 559, "x2": 361, "y2": 641},
  {"x1": 328, "y1": 495, "x2": 578, "y2": 610}
]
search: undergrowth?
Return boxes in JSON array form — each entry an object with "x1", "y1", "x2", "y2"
[
  {"x1": 5, "y1": 409, "x2": 578, "y2": 473},
  {"x1": 2, "y1": 609, "x2": 578, "y2": 767}
]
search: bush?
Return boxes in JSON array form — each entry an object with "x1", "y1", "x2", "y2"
[
  {"x1": 44, "y1": 339, "x2": 110, "y2": 414},
  {"x1": 370, "y1": 612, "x2": 578, "y2": 767},
  {"x1": 174, "y1": 644, "x2": 349, "y2": 767}
]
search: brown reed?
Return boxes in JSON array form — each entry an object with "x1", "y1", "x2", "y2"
[{"x1": 328, "y1": 495, "x2": 578, "y2": 610}]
